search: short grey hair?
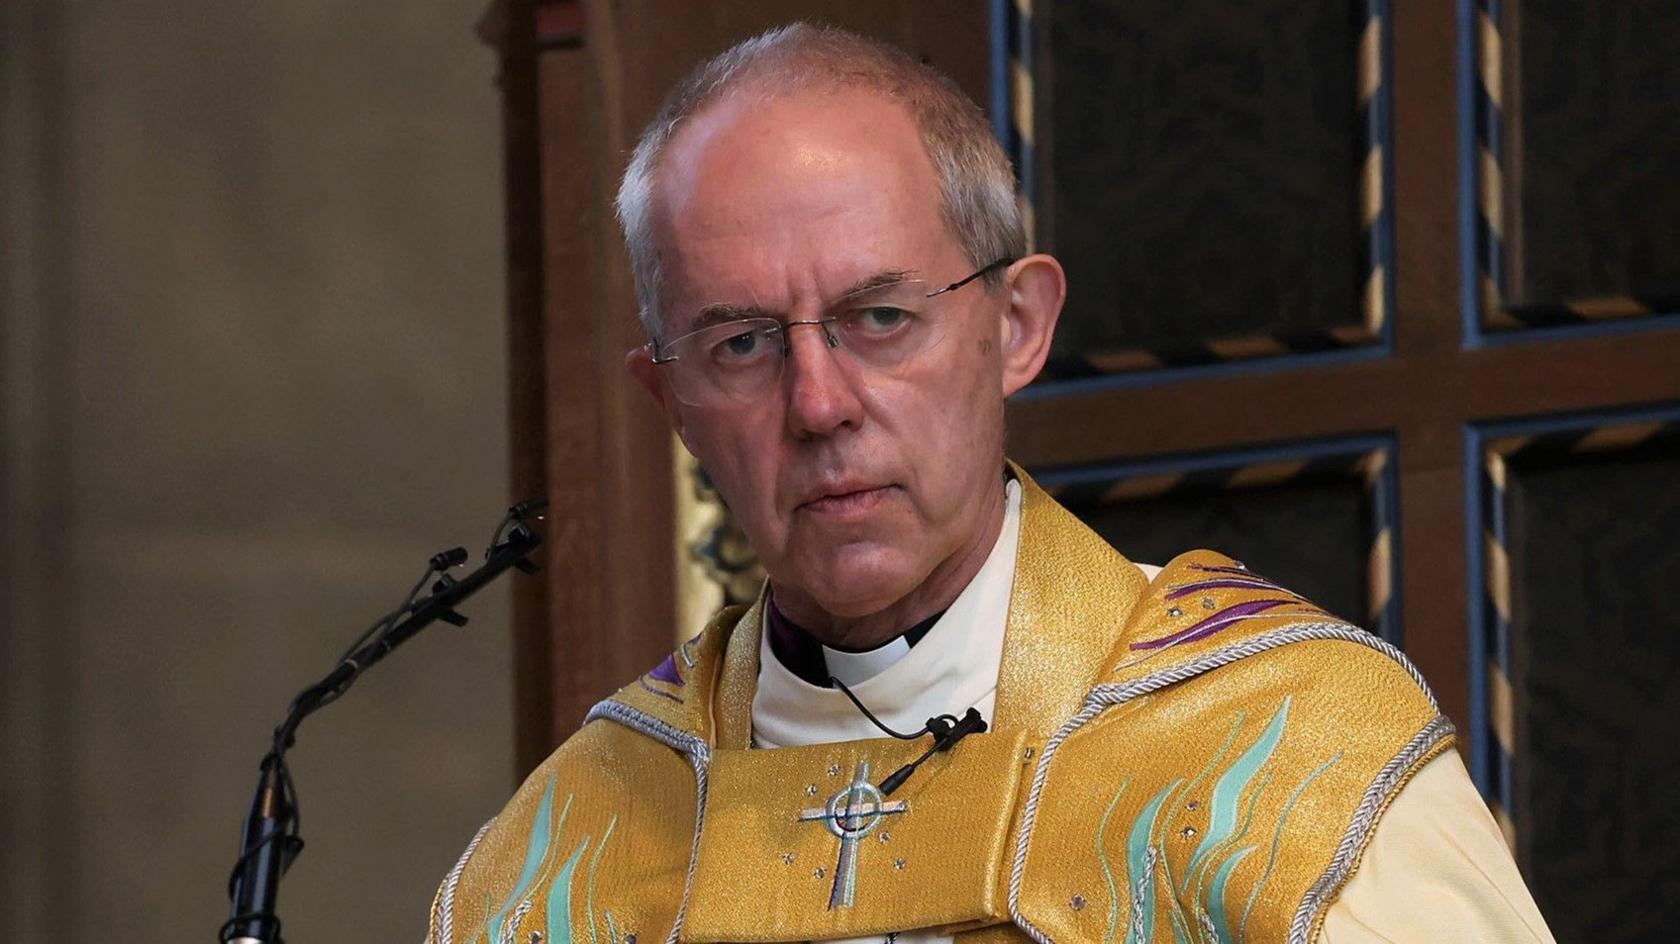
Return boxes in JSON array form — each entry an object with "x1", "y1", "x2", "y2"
[{"x1": 614, "y1": 23, "x2": 1026, "y2": 336}]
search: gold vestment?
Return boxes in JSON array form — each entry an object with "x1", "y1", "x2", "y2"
[{"x1": 427, "y1": 469, "x2": 1450, "y2": 944}]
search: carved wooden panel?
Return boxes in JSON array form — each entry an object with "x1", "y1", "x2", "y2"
[
  {"x1": 1479, "y1": 415, "x2": 1680, "y2": 940},
  {"x1": 1470, "y1": 0, "x2": 1680, "y2": 330},
  {"x1": 1029, "y1": 0, "x2": 1389, "y2": 375}
]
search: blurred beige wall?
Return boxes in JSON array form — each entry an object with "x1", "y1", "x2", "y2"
[{"x1": 0, "y1": 2, "x2": 514, "y2": 941}]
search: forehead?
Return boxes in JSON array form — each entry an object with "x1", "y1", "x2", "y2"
[{"x1": 651, "y1": 87, "x2": 958, "y2": 327}]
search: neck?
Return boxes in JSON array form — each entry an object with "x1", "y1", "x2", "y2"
[{"x1": 770, "y1": 477, "x2": 1008, "y2": 651}]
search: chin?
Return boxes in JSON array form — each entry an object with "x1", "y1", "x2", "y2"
[
  {"x1": 810, "y1": 588, "x2": 905, "y2": 620},
  {"x1": 794, "y1": 548, "x2": 921, "y2": 619}
]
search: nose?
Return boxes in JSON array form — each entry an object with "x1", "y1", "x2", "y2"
[{"x1": 781, "y1": 321, "x2": 865, "y2": 438}]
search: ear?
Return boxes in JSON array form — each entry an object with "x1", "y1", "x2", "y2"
[
  {"x1": 998, "y1": 254, "x2": 1065, "y2": 397},
  {"x1": 626, "y1": 344, "x2": 690, "y2": 444}
]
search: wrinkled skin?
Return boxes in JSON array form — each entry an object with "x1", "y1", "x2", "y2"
[{"x1": 628, "y1": 87, "x2": 1064, "y2": 649}]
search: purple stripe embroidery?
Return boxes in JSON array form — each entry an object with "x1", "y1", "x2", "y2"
[
  {"x1": 638, "y1": 678, "x2": 683, "y2": 702},
  {"x1": 647, "y1": 654, "x2": 683, "y2": 686},
  {"x1": 1130, "y1": 599, "x2": 1302, "y2": 651},
  {"x1": 1163, "y1": 578, "x2": 1295, "y2": 601}
]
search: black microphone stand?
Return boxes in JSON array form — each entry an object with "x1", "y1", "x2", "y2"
[{"x1": 218, "y1": 500, "x2": 546, "y2": 944}]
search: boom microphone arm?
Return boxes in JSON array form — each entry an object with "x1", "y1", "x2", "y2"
[{"x1": 218, "y1": 498, "x2": 547, "y2": 944}]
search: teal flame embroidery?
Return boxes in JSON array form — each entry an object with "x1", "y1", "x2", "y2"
[
  {"x1": 1122, "y1": 780, "x2": 1178, "y2": 943},
  {"x1": 585, "y1": 816, "x2": 619, "y2": 944},
  {"x1": 1238, "y1": 751, "x2": 1343, "y2": 944},
  {"x1": 1155, "y1": 712, "x2": 1248, "y2": 941},
  {"x1": 481, "y1": 779, "x2": 620, "y2": 944},
  {"x1": 487, "y1": 780, "x2": 569, "y2": 944},
  {"x1": 1183, "y1": 698, "x2": 1290, "y2": 887},
  {"x1": 1097, "y1": 697, "x2": 1333, "y2": 944},
  {"x1": 1202, "y1": 846, "x2": 1257, "y2": 943},
  {"x1": 1097, "y1": 781, "x2": 1130, "y2": 944},
  {"x1": 543, "y1": 837, "x2": 590, "y2": 944}
]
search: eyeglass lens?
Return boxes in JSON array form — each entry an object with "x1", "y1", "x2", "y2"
[{"x1": 660, "y1": 279, "x2": 955, "y2": 405}]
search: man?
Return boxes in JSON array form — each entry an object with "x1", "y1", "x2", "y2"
[{"x1": 428, "y1": 25, "x2": 1554, "y2": 944}]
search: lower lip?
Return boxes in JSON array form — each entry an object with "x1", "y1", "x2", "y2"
[{"x1": 801, "y1": 486, "x2": 893, "y2": 518}]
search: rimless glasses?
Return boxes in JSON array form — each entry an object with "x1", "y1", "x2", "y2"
[{"x1": 648, "y1": 258, "x2": 1014, "y2": 406}]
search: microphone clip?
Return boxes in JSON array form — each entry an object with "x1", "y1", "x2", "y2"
[
  {"x1": 822, "y1": 674, "x2": 988, "y2": 797},
  {"x1": 923, "y1": 707, "x2": 987, "y2": 748},
  {"x1": 879, "y1": 707, "x2": 987, "y2": 797}
]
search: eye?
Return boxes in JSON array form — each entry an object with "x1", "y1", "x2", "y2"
[
  {"x1": 851, "y1": 306, "x2": 910, "y2": 334},
  {"x1": 723, "y1": 330, "x2": 760, "y2": 356},
  {"x1": 707, "y1": 323, "x2": 778, "y2": 365}
]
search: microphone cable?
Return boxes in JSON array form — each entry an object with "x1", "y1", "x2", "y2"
[{"x1": 826, "y1": 675, "x2": 988, "y2": 796}]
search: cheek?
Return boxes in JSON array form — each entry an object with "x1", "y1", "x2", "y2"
[
  {"x1": 890, "y1": 351, "x2": 1004, "y2": 496},
  {"x1": 932, "y1": 330, "x2": 1004, "y2": 424},
  {"x1": 683, "y1": 405, "x2": 785, "y2": 517}
]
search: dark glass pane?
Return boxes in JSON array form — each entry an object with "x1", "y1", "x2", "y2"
[
  {"x1": 1510, "y1": 1, "x2": 1680, "y2": 306},
  {"x1": 1047, "y1": 0, "x2": 1363, "y2": 358},
  {"x1": 1506, "y1": 448, "x2": 1680, "y2": 941},
  {"x1": 1059, "y1": 477, "x2": 1368, "y2": 628}
]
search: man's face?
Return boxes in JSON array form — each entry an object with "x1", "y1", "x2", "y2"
[{"x1": 639, "y1": 88, "x2": 1016, "y2": 620}]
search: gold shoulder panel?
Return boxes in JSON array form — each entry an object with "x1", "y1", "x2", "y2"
[
  {"x1": 1011, "y1": 552, "x2": 1455, "y2": 944},
  {"x1": 714, "y1": 594, "x2": 766, "y2": 751},
  {"x1": 592, "y1": 601, "x2": 750, "y2": 745},
  {"x1": 1109, "y1": 550, "x2": 1342, "y2": 684},
  {"x1": 430, "y1": 719, "x2": 702, "y2": 944},
  {"x1": 994, "y1": 465, "x2": 1150, "y2": 737},
  {"x1": 429, "y1": 602, "x2": 760, "y2": 944}
]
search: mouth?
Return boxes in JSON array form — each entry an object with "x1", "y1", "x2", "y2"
[{"x1": 797, "y1": 483, "x2": 897, "y2": 517}]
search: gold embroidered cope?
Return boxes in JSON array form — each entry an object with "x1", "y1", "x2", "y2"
[{"x1": 427, "y1": 467, "x2": 1451, "y2": 944}]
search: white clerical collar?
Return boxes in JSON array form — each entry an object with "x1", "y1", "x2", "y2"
[
  {"x1": 752, "y1": 478, "x2": 1022, "y2": 749},
  {"x1": 822, "y1": 637, "x2": 912, "y2": 689}
]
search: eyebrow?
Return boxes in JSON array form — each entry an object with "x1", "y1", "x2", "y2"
[
  {"x1": 689, "y1": 303, "x2": 777, "y2": 332},
  {"x1": 839, "y1": 269, "x2": 918, "y2": 298},
  {"x1": 685, "y1": 269, "x2": 920, "y2": 332}
]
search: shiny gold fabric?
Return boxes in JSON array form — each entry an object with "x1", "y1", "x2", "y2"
[
  {"x1": 1011, "y1": 637, "x2": 1447, "y2": 944},
  {"x1": 426, "y1": 717, "x2": 701, "y2": 944},
  {"x1": 687, "y1": 729, "x2": 1027, "y2": 941},
  {"x1": 427, "y1": 467, "x2": 1451, "y2": 944}
]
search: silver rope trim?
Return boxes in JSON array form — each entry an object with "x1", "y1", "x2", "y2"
[
  {"x1": 1089, "y1": 622, "x2": 1439, "y2": 714},
  {"x1": 1009, "y1": 695, "x2": 1104, "y2": 944},
  {"x1": 433, "y1": 818, "x2": 494, "y2": 944},
  {"x1": 1196, "y1": 906, "x2": 1220, "y2": 942},
  {"x1": 583, "y1": 698, "x2": 712, "y2": 944},
  {"x1": 1007, "y1": 621, "x2": 1443, "y2": 944},
  {"x1": 500, "y1": 899, "x2": 534, "y2": 944},
  {"x1": 1287, "y1": 714, "x2": 1455, "y2": 944},
  {"x1": 1128, "y1": 846, "x2": 1158, "y2": 941}
]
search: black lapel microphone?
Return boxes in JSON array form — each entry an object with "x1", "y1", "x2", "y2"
[{"x1": 828, "y1": 676, "x2": 989, "y2": 796}]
